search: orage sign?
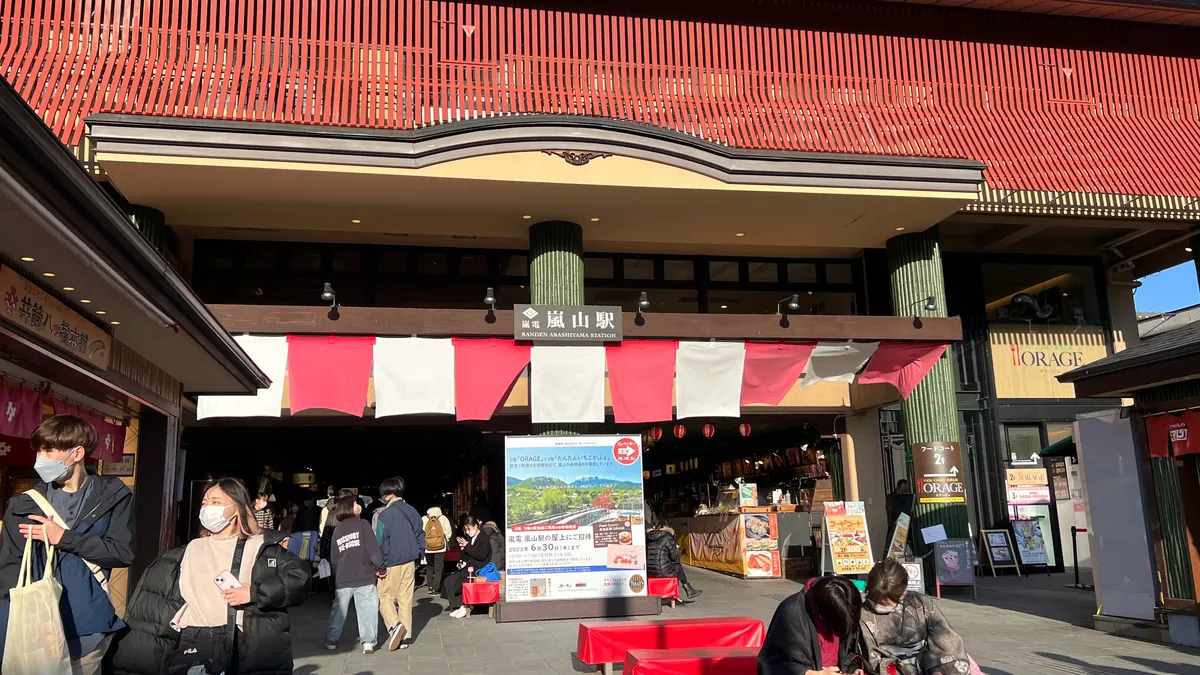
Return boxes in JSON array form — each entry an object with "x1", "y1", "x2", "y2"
[{"x1": 912, "y1": 441, "x2": 966, "y2": 505}]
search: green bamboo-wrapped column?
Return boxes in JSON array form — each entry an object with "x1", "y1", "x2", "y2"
[
  {"x1": 887, "y1": 229, "x2": 970, "y2": 552},
  {"x1": 529, "y1": 221, "x2": 587, "y2": 436}
]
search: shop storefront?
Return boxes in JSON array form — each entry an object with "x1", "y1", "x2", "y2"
[
  {"x1": 0, "y1": 81, "x2": 267, "y2": 604},
  {"x1": 1061, "y1": 322, "x2": 1200, "y2": 647}
]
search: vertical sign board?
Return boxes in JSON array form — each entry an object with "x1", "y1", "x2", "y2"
[
  {"x1": 504, "y1": 435, "x2": 647, "y2": 602},
  {"x1": 887, "y1": 512, "x2": 911, "y2": 559},
  {"x1": 1011, "y1": 519, "x2": 1050, "y2": 568},
  {"x1": 823, "y1": 502, "x2": 874, "y2": 575},
  {"x1": 901, "y1": 557, "x2": 925, "y2": 595},
  {"x1": 912, "y1": 442, "x2": 966, "y2": 505},
  {"x1": 933, "y1": 539, "x2": 977, "y2": 599},
  {"x1": 979, "y1": 529, "x2": 1021, "y2": 577}
]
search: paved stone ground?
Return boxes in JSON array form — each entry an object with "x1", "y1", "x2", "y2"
[{"x1": 291, "y1": 568, "x2": 1200, "y2": 675}]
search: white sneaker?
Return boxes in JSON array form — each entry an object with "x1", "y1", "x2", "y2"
[
  {"x1": 450, "y1": 607, "x2": 467, "y2": 619},
  {"x1": 363, "y1": 643, "x2": 376, "y2": 654}
]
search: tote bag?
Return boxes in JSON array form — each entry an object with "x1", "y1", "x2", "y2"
[{"x1": 1, "y1": 537, "x2": 71, "y2": 675}]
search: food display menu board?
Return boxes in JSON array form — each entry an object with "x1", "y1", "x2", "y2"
[
  {"x1": 823, "y1": 501, "x2": 874, "y2": 575},
  {"x1": 742, "y1": 513, "x2": 781, "y2": 578}
]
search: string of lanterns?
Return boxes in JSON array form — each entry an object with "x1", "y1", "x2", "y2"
[{"x1": 649, "y1": 423, "x2": 752, "y2": 440}]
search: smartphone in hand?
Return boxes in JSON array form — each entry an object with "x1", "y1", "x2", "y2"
[{"x1": 213, "y1": 570, "x2": 243, "y2": 591}]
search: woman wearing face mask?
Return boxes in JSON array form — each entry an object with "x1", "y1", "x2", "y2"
[
  {"x1": 443, "y1": 516, "x2": 491, "y2": 619},
  {"x1": 110, "y1": 478, "x2": 311, "y2": 675},
  {"x1": 859, "y1": 559, "x2": 976, "y2": 675}
]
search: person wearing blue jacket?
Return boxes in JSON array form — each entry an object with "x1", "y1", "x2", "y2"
[
  {"x1": 0, "y1": 415, "x2": 135, "y2": 674},
  {"x1": 373, "y1": 476, "x2": 424, "y2": 651}
]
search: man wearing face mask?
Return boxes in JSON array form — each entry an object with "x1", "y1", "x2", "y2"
[{"x1": 0, "y1": 415, "x2": 135, "y2": 674}]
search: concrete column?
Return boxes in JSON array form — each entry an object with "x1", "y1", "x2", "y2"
[
  {"x1": 1105, "y1": 269, "x2": 1140, "y2": 355},
  {"x1": 886, "y1": 229, "x2": 970, "y2": 548},
  {"x1": 529, "y1": 221, "x2": 587, "y2": 435},
  {"x1": 845, "y1": 411, "x2": 889, "y2": 558}
]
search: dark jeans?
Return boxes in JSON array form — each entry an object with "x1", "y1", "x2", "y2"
[
  {"x1": 443, "y1": 567, "x2": 471, "y2": 610},
  {"x1": 676, "y1": 566, "x2": 690, "y2": 587},
  {"x1": 426, "y1": 552, "x2": 445, "y2": 593}
]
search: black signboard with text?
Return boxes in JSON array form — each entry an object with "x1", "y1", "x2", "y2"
[
  {"x1": 912, "y1": 441, "x2": 967, "y2": 505},
  {"x1": 514, "y1": 304, "x2": 623, "y2": 343}
]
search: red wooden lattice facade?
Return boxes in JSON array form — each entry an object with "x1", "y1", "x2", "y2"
[{"x1": 2, "y1": 0, "x2": 1200, "y2": 196}]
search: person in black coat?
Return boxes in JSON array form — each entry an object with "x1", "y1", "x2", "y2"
[
  {"x1": 759, "y1": 575, "x2": 866, "y2": 675},
  {"x1": 110, "y1": 478, "x2": 312, "y2": 675},
  {"x1": 645, "y1": 525, "x2": 701, "y2": 600},
  {"x1": 443, "y1": 516, "x2": 491, "y2": 619},
  {"x1": 482, "y1": 521, "x2": 504, "y2": 571}
]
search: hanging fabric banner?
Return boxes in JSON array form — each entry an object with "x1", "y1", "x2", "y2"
[
  {"x1": 606, "y1": 340, "x2": 678, "y2": 423},
  {"x1": 196, "y1": 335, "x2": 289, "y2": 420},
  {"x1": 857, "y1": 341, "x2": 949, "y2": 400},
  {"x1": 286, "y1": 336, "x2": 375, "y2": 416},
  {"x1": 741, "y1": 342, "x2": 816, "y2": 406},
  {"x1": 373, "y1": 337, "x2": 455, "y2": 418},
  {"x1": 676, "y1": 341, "x2": 746, "y2": 419},
  {"x1": 1145, "y1": 411, "x2": 1200, "y2": 458},
  {"x1": 800, "y1": 341, "x2": 880, "y2": 390},
  {"x1": 0, "y1": 380, "x2": 41, "y2": 438},
  {"x1": 51, "y1": 400, "x2": 125, "y2": 462},
  {"x1": 530, "y1": 345, "x2": 606, "y2": 423},
  {"x1": 0, "y1": 433, "x2": 37, "y2": 467},
  {"x1": 453, "y1": 338, "x2": 531, "y2": 421}
]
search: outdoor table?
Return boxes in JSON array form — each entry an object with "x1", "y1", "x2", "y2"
[
  {"x1": 647, "y1": 577, "x2": 680, "y2": 608},
  {"x1": 623, "y1": 648, "x2": 760, "y2": 675},
  {"x1": 577, "y1": 616, "x2": 765, "y2": 675},
  {"x1": 462, "y1": 580, "x2": 500, "y2": 618}
]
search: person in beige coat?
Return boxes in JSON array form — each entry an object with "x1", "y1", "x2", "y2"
[{"x1": 421, "y1": 506, "x2": 453, "y2": 596}]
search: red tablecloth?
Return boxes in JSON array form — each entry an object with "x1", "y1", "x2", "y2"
[
  {"x1": 577, "y1": 617, "x2": 765, "y2": 665},
  {"x1": 624, "y1": 648, "x2": 759, "y2": 675},
  {"x1": 647, "y1": 577, "x2": 679, "y2": 600},
  {"x1": 462, "y1": 581, "x2": 500, "y2": 605}
]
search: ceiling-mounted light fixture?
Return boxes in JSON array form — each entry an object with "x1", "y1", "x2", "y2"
[
  {"x1": 351, "y1": 219, "x2": 362, "y2": 224},
  {"x1": 19, "y1": 257, "x2": 33, "y2": 262},
  {"x1": 484, "y1": 287, "x2": 497, "y2": 309}
]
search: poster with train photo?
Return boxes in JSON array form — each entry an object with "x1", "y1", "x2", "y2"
[{"x1": 503, "y1": 435, "x2": 647, "y2": 602}]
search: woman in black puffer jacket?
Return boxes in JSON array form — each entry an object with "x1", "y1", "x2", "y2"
[
  {"x1": 110, "y1": 478, "x2": 311, "y2": 675},
  {"x1": 645, "y1": 524, "x2": 701, "y2": 601}
]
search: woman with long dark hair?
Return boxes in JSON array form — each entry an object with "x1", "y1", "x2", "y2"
[
  {"x1": 443, "y1": 516, "x2": 491, "y2": 619},
  {"x1": 110, "y1": 478, "x2": 311, "y2": 675},
  {"x1": 759, "y1": 575, "x2": 867, "y2": 675}
]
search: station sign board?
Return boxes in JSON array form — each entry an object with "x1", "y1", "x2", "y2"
[
  {"x1": 514, "y1": 304, "x2": 622, "y2": 343},
  {"x1": 912, "y1": 441, "x2": 966, "y2": 505}
]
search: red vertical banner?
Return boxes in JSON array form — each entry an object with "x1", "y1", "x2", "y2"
[
  {"x1": 286, "y1": 336, "x2": 376, "y2": 416},
  {"x1": 740, "y1": 342, "x2": 815, "y2": 406},
  {"x1": 453, "y1": 338, "x2": 531, "y2": 421},
  {"x1": 605, "y1": 340, "x2": 678, "y2": 423},
  {"x1": 0, "y1": 380, "x2": 42, "y2": 438}
]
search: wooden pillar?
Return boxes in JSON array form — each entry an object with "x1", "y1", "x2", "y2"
[
  {"x1": 529, "y1": 221, "x2": 588, "y2": 436},
  {"x1": 129, "y1": 409, "x2": 182, "y2": 587},
  {"x1": 887, "y1": 229, "x2": 970, "y2": 550}
]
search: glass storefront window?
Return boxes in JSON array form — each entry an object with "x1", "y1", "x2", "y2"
[
  {"x1": 332, "y1": 249, "x2": 361, "y2": 273},
  {"x1": 417, "y1": 252, "x2": 448, "y2": 274},
  {"x1": 787, "y1": 263, "x2": 817, "y2": 284},
  {"x1": 1004, "y1": 425, "x2": 1043, "y2": 467},
  {"x1": 664, "y1": 260, "x2": 695, "y2": 281},
  {"x1": 244, "y1": 246, "x2": 278, "y2": 271},
  {"x1": 748, "y1": 262, "x2": 778, "y2": 283},
  {"x1": 378, "y1": 250, "x2": 408, "y2": 273},
  {"x1": 983, "y1": 263, "x2": 1101, "y2": 324},
  {"x1": 585, "y1": 257, "x2": 614, "y2": 279},
  {"x1": 500, "y1": 254, "x2": 527, "y2": 277},
  {"x1": 826, "y1": 263, "x2": 853, "y2": 284},
  {"x1": 586, "y1": 287, "x2": 698, "y2": 313},
  {"x1": 624, "y1": 259, "x2": 654, "y2": 280},
  {"x1": 709, "y1": 261, "x2": 739, "y2": 282},
  {"x1": 458, "y1": 253, "x2": 489, "y2": 276},
  {"x1": 706, "y1": 290, "x2": 856, "y2": 315},
  {"x1": 1046, "y1": 423, "x2": 1072, "y2": 446}
]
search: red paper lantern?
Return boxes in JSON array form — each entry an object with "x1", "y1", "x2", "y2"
[
  {"x1": 674, "y1": 424, "x2": 687, "y2": 439},
  {"x1": 649, "y1": 426, "x2": 663, "y2": 442},
  {"x1": 738, "y1": 423, "x2": 752, "y2": 437},
  {"x1": 702, "y1": 424, "x2": 716, "y2": 438}
]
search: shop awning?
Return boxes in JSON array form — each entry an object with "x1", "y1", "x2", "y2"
[
  {"x1": 1040, "y1": 435, "x2": 1076, "y2": 458},
  {"x1": 0, "y1": 77, "x2": 268, "y2": 399}
]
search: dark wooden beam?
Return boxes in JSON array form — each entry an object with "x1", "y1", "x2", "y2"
[
  {"x1": 208, "y1": 305, "x2": 963, "y2": 342},
  {"x1": 1071, "y1": 353, "x2": 1200, "y2": 399}
]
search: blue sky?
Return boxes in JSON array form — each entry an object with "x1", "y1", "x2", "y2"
[{"x1": 1136, "y1": 262, "x2": 1200, "y2": 314}]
